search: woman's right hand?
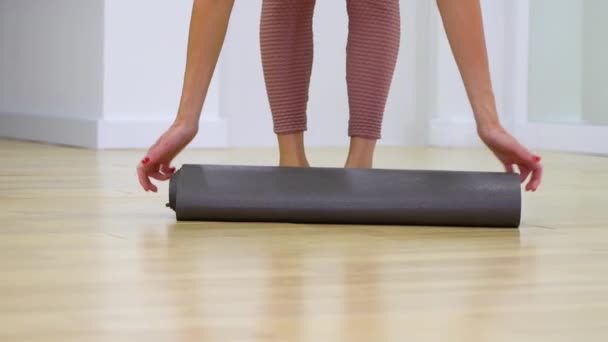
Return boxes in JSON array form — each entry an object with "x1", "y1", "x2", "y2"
[
  {"x1": 137, "y1": 121, "x2": 198, "y2": 192},
  {"x1": 478, "y1": 124, "x2": 543, "y2": 192}
]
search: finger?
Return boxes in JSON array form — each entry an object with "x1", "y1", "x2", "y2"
[
  {"x1": 511, "y1": 142, "x2": 541, "y2": 168},
  {"x1": 137, "y1": 164, "x2": 154, "y2": 192},
  {"x1": 160, "y1": 164, "x2": 176, "y2": 175},
  {"x1": 141, "y1": 156, "x2": 151, "y2": 165},
  {"x1": 141, "y1": 150, "x2": 169, "y2": 171},
  {"x1": 146, "y1": 136, "x2": 181, "y2": 169},
  {"x1": 522, "y1": 151, "x2": 542, "y2": 169},
  {"x1": 528, "y1": 155, "x2": 542, "y2": 170},
  {"x1": 149, "y1": 171, "x2": 172, "y2": 181},
  {"x1": 140, "y1": 157, "x2": 161, "y2": 177},
  {"x1": 519, "y1": 165, "x2": 531, "y2": 184},
  {"x1": 527, "y1": 164, "x2": 543, "y2": 192},
  {"x1": 144, "y1": 145, "x2": 164, "y2": 167},
  {"x1": 504, "y1": 163, "x2": 514, "y2": 173}
]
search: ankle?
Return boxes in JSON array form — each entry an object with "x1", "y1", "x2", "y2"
[
  {"x1": 279, "y1": 151, "x2": 309, "y2": 167},
  {"x1": 277, "y1": 132, "x2": 309, "y2": 167},
  {"x1": 345, "y1": 160, "x2": 372, "y2": 169},
  {"x1": 345, "y1": 137, "x2": 376, "y2": 168},
  {"x1": 280, "y1": 157, "x2": 309, "y2": 167}
]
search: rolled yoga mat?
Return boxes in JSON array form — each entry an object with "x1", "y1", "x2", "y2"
[{"x1": 167, "y1": 164, "x2": 521, "y2": 227}]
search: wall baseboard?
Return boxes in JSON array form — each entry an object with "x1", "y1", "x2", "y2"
[
  {"x1": 0, "y1": 112, "x2": 99, "y2": 148},
  {"x1": 0, "y1": 112, "x2": 227, "y2": 149},
  {"x1": 97, "y1": 115, "x2": 227, "y2": 149},
  {"x1": 429, "y1": 117, "x2": 483, "y2": 147},
  {"x1": 515, "y1": 122, "x2": 608, "y2": 155},
  {"x1": 429, "y1": 116, "x2": 608, "y2": 155},
  {"x1": 4, "y1": 112, "x2": 606, "y2": 154}
]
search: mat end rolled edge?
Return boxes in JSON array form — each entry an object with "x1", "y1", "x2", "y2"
[{"x1": 166, "y1": 168, "x2": 180, "y2": 211}]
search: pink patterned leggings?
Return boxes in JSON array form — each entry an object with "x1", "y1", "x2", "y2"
[{"x1": 260, "y1": 0, "x2": 400, "y2": 140}]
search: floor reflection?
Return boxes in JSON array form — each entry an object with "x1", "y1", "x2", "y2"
[{"x1": 128, "y1": 223, "x2": 533, "y2": 341}]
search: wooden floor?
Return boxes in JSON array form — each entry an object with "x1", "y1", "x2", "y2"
[{"x1": 1, "y1": 138, "x2": 607, "y2": 342}]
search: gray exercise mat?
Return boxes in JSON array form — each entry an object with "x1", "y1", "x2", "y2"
[{"x1": 167, "y1": 164, "x2": 521, "y2": 227}]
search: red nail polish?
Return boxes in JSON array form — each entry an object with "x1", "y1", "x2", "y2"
[
  {"x1": 170, "y1": 167, "x2": 176, "y2": 173},
  {"x1": 142, "y1": 157, "x2": 150, "y2": 164}
]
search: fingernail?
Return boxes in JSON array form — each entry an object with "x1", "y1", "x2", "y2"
[
  {"x1": 533, "y1": 156, "x2": 541, "y2": 162},
  {"x1": 170, "y1": 167, "x2": 176, "y2": 173},
  {"x1": 142, "y1": 157, "x2": 150, "y2": 164}
]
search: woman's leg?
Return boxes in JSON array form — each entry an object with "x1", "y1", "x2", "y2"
[
  {"x1": 345, "y1": 0, "x2": 400, "y2": 168},
  {"x1": 260, "y1": 0, "x2": 316, "y2": 167}
]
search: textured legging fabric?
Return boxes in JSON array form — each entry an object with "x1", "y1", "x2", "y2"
[{"x1": 260, "y1": 0, "x2": 401, "y2": 140}]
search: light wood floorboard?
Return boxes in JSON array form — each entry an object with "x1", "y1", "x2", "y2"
[{"x1": 1, "y1": 138, "x2": 607, "y2": 341}]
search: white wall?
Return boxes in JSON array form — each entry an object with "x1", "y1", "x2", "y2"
[
  {"x1": 98, "y1": 0, "x2": 225, "y2": 148},
  {"x1": 103, "y1": 0, "x2": 219, "y2": 120},
  {"x1": 101, "y1": 0, "x2": 423, "y2": 149},
  {"x1": 582, "y1": 0, "x2": 608, "y2": 125},
  {"x1": 0, "y1": 0, "x2": 104, "y2": 147},
  {"x1": 0, "y1": 1, "x2": 7, "y2": 108},
  {"x1": 0, "y1": 0, "x2": 425, "y2": 149},
  {"x1": 0, "y1": 0, "x2": 104, "y2": 118},
  {"x1": 524, "y1": 0, "x2": 608, "y2": 127},
  {"x1": 528, "y1": 0, "x2": 583, "y2": 124},
  {"x1": 5, "y1": 0, "x2": 600, "y2": 152},
  {"x1": 0, "y1": 0, "x2": 224, "y2": 148},
  {"x1": 219, "y1": 1, "x2": 273, "y2": 147},
  {"x1": 428, "y1": 0, "x2": 509, "y2": 147},
  {"x1": 502, "y1": 0, "x2": 608, "y2": 155}
]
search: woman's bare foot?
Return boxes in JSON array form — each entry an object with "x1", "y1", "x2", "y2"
[
  {"x1": 345, "y1": 137, "x2": 377, "y2": 168},
  {"x1": 277, "y1": 132, "x2": 309, "y2": 167}
]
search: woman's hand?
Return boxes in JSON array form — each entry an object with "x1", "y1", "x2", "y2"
[
  {"x1": 137, "y1": 122, "x2": 198, "y2": 192},
  {"x1": 478, "y1": 125, "x2": 542, "y2": 192}
]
